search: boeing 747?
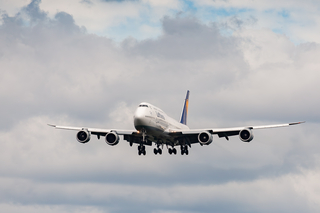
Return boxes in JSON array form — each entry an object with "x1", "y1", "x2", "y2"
[{"x1": 48, "y1": 91, "x2": 304, "y2": 155}]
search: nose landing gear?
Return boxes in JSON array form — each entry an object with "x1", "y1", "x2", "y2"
[
  {"x1": 138, "y1": 145, "x2": 146, "y2": 155},
  {"x1": 138, "y1": 129, "x2": 147, "y2": 156}
]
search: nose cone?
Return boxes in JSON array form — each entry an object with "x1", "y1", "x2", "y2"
[{"x1": 134, "y1": 107, "x2": 148, "y2": 129}]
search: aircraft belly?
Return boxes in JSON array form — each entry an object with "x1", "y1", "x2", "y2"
[
  {"x1": 134, "y1": 113, "x2": 176, "y2": 144},
  {"x1": 135, "y1": 123, "x2": 174, "y2": 143}
]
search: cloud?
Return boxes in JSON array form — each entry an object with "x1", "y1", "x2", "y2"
[
  {"x1": 22, "y1": 0, "x2": 47, "y2": 23},
  {"x1": 126, "y1": 15, "x2": 241, "y2": 60},
  {"x1": 0, "y1": 0, "x2": 319, "y2": 213},
  {"x1": 39, "y1": 0, "x2": 182, "y2": 40},
  {"x1": 1, "y1": 168, "x2": 319, "y2": 212}
]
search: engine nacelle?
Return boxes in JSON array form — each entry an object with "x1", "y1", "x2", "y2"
[
  {"x1": 105, "y1": 132, "x2": 120, "y2": 146},
  {"x1": 76, "y1": 129, "x2": 91, "y2": 143},
  {"x1": 198, "y1": 131, "x2": 213, "y2": 145},
  {"x1": 239, "y1": 128, "x2": 254, "y2": 142}
]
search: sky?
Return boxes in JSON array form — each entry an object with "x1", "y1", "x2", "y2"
[{"x1": 0, "y1": 0, "x2": 320, "y2": 212}]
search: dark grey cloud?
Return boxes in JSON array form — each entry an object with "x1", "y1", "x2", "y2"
[
  {"x1": 53, "y1": 12, "x2": 85, "y2": 34},
  {"x1": 80, "y1": 0, "x2": 138, "y2": 7},
  {"x1": 0, "y1": 1, "x2": 319, "y2": 213},
  {"x1": 101, "y1": 0, "x2": 138, "y2": 2},
  {"x1": 0, "y1": 2, "x2": 89, "y2": 130},
  {"x1": 22, "y1": 0, "x2": 47, "y2": 23},
  {"x1": 126, "y1": 15, "x2": 241, "y2": 60},
  {"x1": 80, "y1": 0, "x2": 94, "y2": 5}
]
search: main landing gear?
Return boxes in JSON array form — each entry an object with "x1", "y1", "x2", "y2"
[
  {"x1": 153, "y1": 148, "x2": 162, "y2": 155},
  {"x1": 138, "y1": 145, "x2": 146, "y2": 155},
  {"x1": 154, "y1": 143, "x2": 163, "y2": 155},
  {"x1": 168, "y1": 147, "x2": 177, "y2": 155},
  {"x1": 150, "y1": 146, "x2": 189, "y2": 155},
  {"x1": 180, "y1": 145, "x2": 189, "y2": 155}
]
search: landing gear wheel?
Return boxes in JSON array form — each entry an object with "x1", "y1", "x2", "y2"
[
  {"x1": 154, "y1": 148, "x2": 158, "y2": 155},
  {"x1": 158, "y1": 148, "x2": 162, "y2": 155},
  {"x1": 168, "y1": 148, "x2": 172, "y2": 155},
  {"x1": 138, "y1": 145, "x2": 146, "y2": 156},
  {"x1": 180, "y1": 145, "x2": 188, "y2": 155},
  {"x1": 173, "y1": 148, "x2": 177, "y2": 155}
]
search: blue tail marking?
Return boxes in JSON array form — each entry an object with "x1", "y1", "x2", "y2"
[{"x1": 180, "y1": 90, "x2": 190, "y2": 125}]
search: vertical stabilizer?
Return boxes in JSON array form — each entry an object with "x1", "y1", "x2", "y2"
[{"x1": 180, "y1": 90, "x2": 190, "y2": 125}]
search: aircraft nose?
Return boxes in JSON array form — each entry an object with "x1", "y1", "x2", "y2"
[{"x1": 134, "y1": 109, "x2": 147, "y2": 127}]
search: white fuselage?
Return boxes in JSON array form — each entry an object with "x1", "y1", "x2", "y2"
[{"x1": 133, "y1": 102, "x2": 189, "y2": 143}]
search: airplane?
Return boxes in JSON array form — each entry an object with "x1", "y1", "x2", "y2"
[{"x1": 48, "y1": 90, "x2": 304, "y2": 156}]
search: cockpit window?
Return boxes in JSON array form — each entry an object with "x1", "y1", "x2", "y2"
[{"x1": 139, "y1": 104, "x2": 149, "y2": 107}]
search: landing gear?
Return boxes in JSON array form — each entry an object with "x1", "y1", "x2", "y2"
[
  {"x1": 138, "y1": 129, "x2": 147, "y2": 156},
  {"x1": 180, "y1": 145, "x2": 189, "y2": 155},
  {"x1": 153, "y1": 143, "x2": 163, "y2": 155},
  {"x1": 153, "y1": 148, "x2": 162, "y2": 155},
  {"x1": 168, "y1": 147, "x2": 177, "y2": 155},
  {"x1": 138, "y1": 145, "x2": 146, "y2": 155}
]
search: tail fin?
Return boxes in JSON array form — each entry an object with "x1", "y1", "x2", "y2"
[{"x1": 180, "y1": 90, "x2": 190, "y2": 125}]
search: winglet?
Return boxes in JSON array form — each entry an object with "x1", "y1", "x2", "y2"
[
  {"x1": 47, "y1": 124, "x2": 56, "y2": 128},
  {"x1": 289, "y1": 121, "x2": 306, "y2": 125},
  {"x1": 180, "y1": 90, "x2": 190, "y2": 125}
]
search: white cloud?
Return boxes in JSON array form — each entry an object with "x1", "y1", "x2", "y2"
[
  {"x1": 0, "y1": 0, "x2": 30, "y2": 17},
  {"x1": 190, "y1": 0, "x2": 320, "y2": 44},
  {"x1": 39, "y1": 0, "x2": 182, "y2": 39},
  {"x1": 195, "y1": 0, "x2": 318, "y2": 11}
]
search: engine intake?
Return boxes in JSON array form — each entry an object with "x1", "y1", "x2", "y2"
[
  {"x1": 198, "y1": 131, "x2": 213, "y2": 145},
  {"x1": 105, "y1": 132, "x2": 120, "y2": 146},
  {"x1": 76, "y1": 130, "x2": 90, "y2": 143},
  {"x1": 239, "y1": 128, "x2": 254, "y2": 142}
]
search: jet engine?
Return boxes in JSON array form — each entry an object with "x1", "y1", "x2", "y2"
[
  {"x1": 239, "y1": 128, "x2": 254, "y2": 142},
  {"x1": 198, "y1": 131, "x2": 213, "y2": 145},
  {"x1": 105, "y1": 132, "x2": 120, "y2": 146},
  {"x1": 76, "y1": 129, "x2": 91, "y2": 143}
]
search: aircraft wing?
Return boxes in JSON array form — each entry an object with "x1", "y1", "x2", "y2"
[
  {"x1": 168, "y1": 121, "x2": 305, "y2": 144},
  {"x1": 47, "y1": 124, "x2": 154, "y2": 145},
  {"x1": 47, "y1": 124, "x2": 136, "y2": 136}
]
